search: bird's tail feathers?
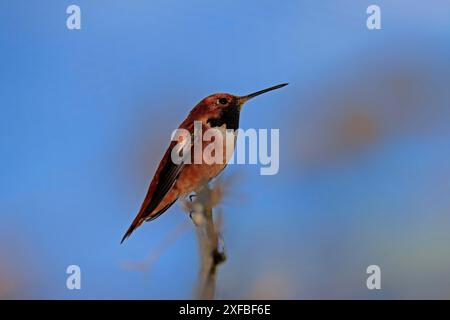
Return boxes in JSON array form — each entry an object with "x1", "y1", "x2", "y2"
[{"x1": 120, "y1": 216, "x2": 144, "y2": 244}]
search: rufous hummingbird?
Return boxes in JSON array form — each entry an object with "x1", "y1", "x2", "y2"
[{"x1": 121, "y1": 83, "x2": 288, "y2": 243}]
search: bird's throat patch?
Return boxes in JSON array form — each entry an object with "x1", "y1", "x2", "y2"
[{"x1": 207, "y1": 105, "x2": 240, "y2": 130}]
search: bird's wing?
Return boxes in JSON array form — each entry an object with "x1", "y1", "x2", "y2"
[{"x1": 121, "y1": 124, "x2": 194, "y2": 243}]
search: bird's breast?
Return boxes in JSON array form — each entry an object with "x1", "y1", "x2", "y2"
[
  {"x1": 201, "y1": 123, "x2": 237, "y2": 168},
  {"x1": 174, "y1": 125, "x2": 237, "y2": 196}
]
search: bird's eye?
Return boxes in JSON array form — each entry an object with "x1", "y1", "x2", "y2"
[{"x1": 218, "y1": 98, "x2": 228, "y2": 105}]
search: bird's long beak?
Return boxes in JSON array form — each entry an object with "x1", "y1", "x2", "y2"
[{"x1": 238, "y1": 83, "x2": 288, "y2": 106}]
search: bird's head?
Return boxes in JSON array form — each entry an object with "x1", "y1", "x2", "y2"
[
  {"x1": 195, "y1": 83, "x2": 288, "y2": 130},
  {"x1": 203, "y1": 83, "x2": 288, "y2": 112}
]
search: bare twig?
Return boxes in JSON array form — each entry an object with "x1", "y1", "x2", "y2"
[
  {"x1": 188, "y1": 184, "x2": 226, "y2": 299},
  {"x1": 124, "y1": 178, "x2": 230, "y2": 298}
]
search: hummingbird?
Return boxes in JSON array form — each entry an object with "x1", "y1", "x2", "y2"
[{"x1": 121, "y1": 83, "x2": 288, "y2": 243}]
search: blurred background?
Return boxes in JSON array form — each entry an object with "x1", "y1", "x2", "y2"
[{"x1": 1, "y1": 0, "x2": 450, "y2": 299}]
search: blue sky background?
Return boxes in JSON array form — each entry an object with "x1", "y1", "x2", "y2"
[{"x1": 1, "y1": 0, "x2": 450, "y2": 299}]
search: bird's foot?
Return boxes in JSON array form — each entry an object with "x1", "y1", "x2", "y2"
[{"x1": 189, "y1": 210, "x2": 201, "y2": 226}]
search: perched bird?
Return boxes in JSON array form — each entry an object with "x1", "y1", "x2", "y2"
[{"x1": 121, "y1": 83, "x2": 288, "y2": 243}]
